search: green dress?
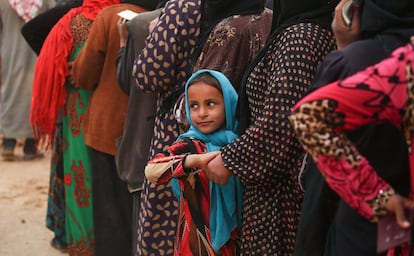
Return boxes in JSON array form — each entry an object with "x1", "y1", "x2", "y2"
[{"x1": 62, "y1": 44, "x2": 94, "y2": 255}]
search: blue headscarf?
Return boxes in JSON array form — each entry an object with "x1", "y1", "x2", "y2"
[{"x1": 175, "y1": 69, "x2": 243, "y2": 252}]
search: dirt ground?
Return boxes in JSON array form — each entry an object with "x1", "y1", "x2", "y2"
[{"x1": 0, "y1": 142, "x2": 66, "y2": 256}]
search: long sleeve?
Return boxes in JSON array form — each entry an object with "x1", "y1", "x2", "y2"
[
  {"x1": 290, "y1": 43, "x2": 414, "y2": 220},
  {"x1": 221, "y1": 24, "x2": 336, "y2": 187},
  {"x1": 132, "y1": 0, "x2": 200, "y2": 94},
  {"x1": 145, "y1": 153, "x2": 187, "y2": 184},
  {"x1": 116, "y1": 45, "x2": 130, "y2": 95}
]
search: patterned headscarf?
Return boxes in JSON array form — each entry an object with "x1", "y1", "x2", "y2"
[
  {"x1": 237, "y1": 0, "x2": 339, "y2": 133},
  {"x1": 30, "y1": 0, "x2": 121, "y2": 147},
  {"x1": 192, "y1": 0, "x2": 266, "y2": 64},
  {"x1": 8, "y1": 0, "x2": 43, "y2": 21}
]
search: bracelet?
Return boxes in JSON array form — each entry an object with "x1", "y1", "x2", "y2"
[
  {"x1": 182, "y1": 154, "x2": 192, "y2": 174},
  {"x1": 370, "y1": 187, "x2": 396, "y2": 221}
]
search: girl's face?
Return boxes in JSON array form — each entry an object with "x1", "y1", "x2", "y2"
[{"x1": 187, "y1": 81, "x2": 226, "y2": 134}]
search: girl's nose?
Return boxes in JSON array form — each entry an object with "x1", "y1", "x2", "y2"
[{"x1": 198, "y1": 106, "x2": 208, "y2": 116}]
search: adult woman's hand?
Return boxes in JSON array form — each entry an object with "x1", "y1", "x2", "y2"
[
  {"x1": 385, "y1": 193, "x2": 414, "y2": 228},
  {"x1": 204, "y1": 153, "x2": 232, "y2": 185},
  {"x1": 331, "y1": 0, "x2": 361, "y2": 50}
]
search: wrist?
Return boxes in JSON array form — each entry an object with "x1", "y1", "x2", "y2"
[
  {"x1": 182, "y1": 154, "x2": 193, "y2": 173},
  {"x1": 370, "y1": 186, "x2": 396, "y2": 221}
]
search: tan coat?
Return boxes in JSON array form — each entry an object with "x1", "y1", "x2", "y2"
[{"x1": 72, "y1": 3, "x2": 147, "y2": 155}]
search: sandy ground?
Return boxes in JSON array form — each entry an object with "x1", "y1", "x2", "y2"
[{"x1": 0, "y1": 143, "x2": 66, "y2": 256}]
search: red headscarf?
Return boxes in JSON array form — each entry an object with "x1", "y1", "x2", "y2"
[{"x1": 30, "y1": 0, "x2": 120, "y2": 148}]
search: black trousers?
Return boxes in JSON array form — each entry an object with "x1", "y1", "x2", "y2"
[
  {"x1": 293, "y1": 160, "x2": 339, "y2": 256},
  {"x1": 132, "y1": 191, "x2": 141, "y2": 256},
  {"x1": 3, "y1": 137, "x2": 37, "y2": 154},
  {"x1": 90, "y1": 148, "x2": 133, "y2": 256},
  {"x1": 294, "y1": 160, "x2": 387, "y2": 256}
]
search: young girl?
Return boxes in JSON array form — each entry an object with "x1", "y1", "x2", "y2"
[{"x1": 145, "y1": 69, "x2": 243, "y2": 255}]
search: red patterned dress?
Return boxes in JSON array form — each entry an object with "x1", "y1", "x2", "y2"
[
  {"x1": 145, "y1": 138, "x2": 239, "y2": 256},
  {"x1": 290, "y1": 42, "x2": 414, "y2": 254}
]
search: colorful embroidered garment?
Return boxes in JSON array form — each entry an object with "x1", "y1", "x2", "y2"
[
  {"x1": 32, "y1": 0, "x2": 120, "y2": 254},
  {"x1": 63, "y1": 42, "x2": 94, "y2": 255},
  {"x1": 290, "y1": 42, "x2": 414, "y2": 255}
]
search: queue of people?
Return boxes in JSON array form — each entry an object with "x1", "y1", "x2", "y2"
[{"x1": 2, "y1": 0, "x2": 414, "y2": 255}]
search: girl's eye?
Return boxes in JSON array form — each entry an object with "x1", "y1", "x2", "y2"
[
  {"x1": 207, "y1": 101, "x2": 216, "y2": 106},
  {"x1": 189, "y1": 103, "x2": 198, "y2": 109}
]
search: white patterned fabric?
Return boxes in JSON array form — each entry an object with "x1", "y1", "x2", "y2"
[{"x1": 8, "y1": 0, "x2": 43, "y2": 21}]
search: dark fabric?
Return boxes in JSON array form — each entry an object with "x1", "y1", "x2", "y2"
[
  {"x1": 295, "y1": 39, "x2": 411, "y2": 256},
  {"x1": 115, "y1": 46, "x2": 128, "y2": 94},
  {"x1": 156, "y1": 0, "x2": 168, "y2": 9},
  {"x1": 121, "y1": 0, "x2": 162, "y2": 10},
  {"x1": 46, "y1": 123, "x2": 67, "y2": 249},
  {"x1": 293, "y1": 2, "x2": 414, "y2": 255},
  {"x1": 310, "y1": 37, "x2": 411, "y2": 195},
  {"x1": 202, "y1": 0, "x2": 266, "y2": 25},
  {"x1": 131, "y1": 191, "x2": 141, "y2": 256},
  {"x1": 192, "y1": 0, "x2": 266, "y2": 64},
  {"x1": 359, "y1": 0, "x2": 414, "y2": 39},
  {"x1": 2, "y1": 138, "x2": 16, "y2": 150},
  {"x1": 324, "y1": 201, "x2": 387, "y2": 256},
  {"x1": 90, "y1": 148, "x2": 133, "y2": 256},
  {"x1": 114, "y1": 84, "x2": 156, "y2": 189},
  {"x1": 222, "y1": 22, "x2": 336, "y2": 254},
  {"x1": 115, "y1": 8, "x2": 161, "y2": 191},
  {"x1": 265, "y1": 0, "x2": 273, "y2": 9},
  {"x1": 293, "y1": 164, "x2": 339, "y2": 256},
  {"x1": 21, "y1": 0, "x2": 83, "y2": 55},
  {"x1": 271, "y1": 0, "x2": 337, "y2": 35},
  {"x1": 237, "y1": 0, "x2": 338, "y2": 133},
  {"x1": 23, "y1": 138, "x2": 37, "y2": 154},
  {"x1": 192, "y1": 9, "x2": 272, "y2": 89}
]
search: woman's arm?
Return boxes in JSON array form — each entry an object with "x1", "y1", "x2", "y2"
[{"x1": 289, "y1": 43, "x2": 414, "y2": 220}]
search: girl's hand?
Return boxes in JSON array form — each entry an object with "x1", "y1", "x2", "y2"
[
  {"x1": 184, "y1": 151, "x2": 220, "y2": 169},
  {"x1": 385, "y1": 194, "x2": 414, "y2": 228}
]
